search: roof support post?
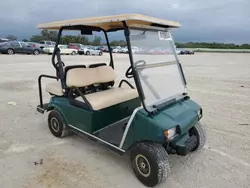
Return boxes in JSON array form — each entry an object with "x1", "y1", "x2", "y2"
[{"x1": 122, "y1": 21, "x2": 150, "y2": 114}]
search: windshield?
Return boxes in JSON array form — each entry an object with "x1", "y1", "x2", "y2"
[{"x1": 130, "y1": 29, "x2": 186, "y2": 110}]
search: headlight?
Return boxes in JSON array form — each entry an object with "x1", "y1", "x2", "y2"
[
  {"x1": 197, "y1": 108, "x2": 203, "y2": 119},
  {"x1": 164, "y1": 127, "x2": 177, "y2": 139}
]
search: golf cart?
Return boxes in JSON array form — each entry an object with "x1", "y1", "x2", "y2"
[{"x1": 36, "y1": 14, "x2": 206, "y2": 187}]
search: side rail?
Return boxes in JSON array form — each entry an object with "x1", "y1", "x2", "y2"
[{"x1": 37, "y1": 74, "x2": 58, "y2": 114}]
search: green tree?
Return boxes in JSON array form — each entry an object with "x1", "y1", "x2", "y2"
[
  {"x1": 60, "y1": 35, "x2": 89, "y2": 45},
  {"x1": 41, "y1": 29, "x2": 58, "y2": 41},
  {"x1": 175, "y1": 42, "x2": 250, "y2": 49},
  {"x1": 110, "y1": 40, "x2": 126, "y2": 47},
  {"x1": 91, "y1": 36, "x2": 102, "y2": 46},
  {"x1": 30, "y1": 29, "x2": 58, "y2": 42}
]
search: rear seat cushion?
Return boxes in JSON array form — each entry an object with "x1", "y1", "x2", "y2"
[
  {"x1": 64, "y1": 65, "x2": 86, "y2": 81},
  {"x1": 76, "y1": 87, "x2": 138, "y2": 111},
  {"x1": 66, "y1": 66, "x2": 116, "y2": 88},
  {"x1": 45, "y1": 81, "x2": 63, "y2": 96}
]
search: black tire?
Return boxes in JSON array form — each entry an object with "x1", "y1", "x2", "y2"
[
  {"x1": 99, "y1": 51, "x2": 103, "y2": 56},
  {"x1": 33, "y1": 49, "x2": 40, "y2": 55},
  {"x1": 48, "y1": 110, "x2": 71, "y2": 138},
  {"x1": 189, "y1": 122, "x2": 207, "y2": 152},
  {"x1": 86, "y1": 51, "x2": 90, "y2": 55},
  {"x1": 130, "y1": 142, "x2": 170, "y2": 187},
  {"x1": 7, "y1": 48, "x2": 14, "y2": 55},
  {"x1": 71, "y1": 51, "x2": 76, "y2": 55}
]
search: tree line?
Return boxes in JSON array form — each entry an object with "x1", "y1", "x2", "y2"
[
  {"x1": 3, "y1": 29, "x2": 250, "y2": 49},
  {"x1": 176, "y1": 42, "x2": 250, "y2": 49}
]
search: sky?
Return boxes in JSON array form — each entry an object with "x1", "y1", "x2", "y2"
[{"x1": 0, "y1": 0, "x2": 249, "y2": 44}]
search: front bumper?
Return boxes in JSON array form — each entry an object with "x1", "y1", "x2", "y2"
[{"x1": 169, "y1": 133, "x2": 197, "y2": 156}]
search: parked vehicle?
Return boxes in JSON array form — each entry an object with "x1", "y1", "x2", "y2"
[
  {"x1": 120, "y1": 47, "x2": 128, "y2": 53},
  {"x1": 179, "y1": 49, "x2": 195, "y2": 55},
  {"x1": 0, "y1": 41, "x2": 41, "y2": 55},
  {"x1": 68, "y1": 43, "x2": 85, "y2": 50},
  {"x1": 37, "y1": 14, "x2": 206, "y2": 187},
  {"x1": 102, "y1": 46, "x2": 113, "y2": 52},
  {"x1": 38, "y1": 40, "x2": 56, "y2": 49},
  {"x1": 0, "y1": 38, "x2": 10, "y2": 43},
  {"x1": 78, "y1": 46, "x2": 103, "y2": 55},
  {"x1": 176, "y1": 48, "x2": 182, "y2": 55},
  {"x1": 43, "y1": 44, "x2": 78, "y2": 55},
  {"x1": 112, "y1": 46, "x2": 123, "y2": 53},
  {"x1": 131, "y1": 46, "x2": 142, "y2": 54},
  {"x1": 26, "y1": 42, "x2": 42, "y2": 49}
]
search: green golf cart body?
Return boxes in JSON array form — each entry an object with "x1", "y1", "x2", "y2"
[{"x1": 36, "y1": 14, "x2": 206, "y2": 187}]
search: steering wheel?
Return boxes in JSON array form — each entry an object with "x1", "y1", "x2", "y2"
[
  {"x1": 125, "y1": 60, "x2": 146, "y2": 78},
  {"x1": 125, "y1": 66, "x2": 133, "y2": 78}
]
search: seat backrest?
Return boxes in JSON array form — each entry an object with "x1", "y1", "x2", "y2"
[
  {"x1": 64, "y1": 65, "x2": 86, "y2": 81},
  {"x1": 66, "y1": 66, "x2": 116, "y2": 88}
]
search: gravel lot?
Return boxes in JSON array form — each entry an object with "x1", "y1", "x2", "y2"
[{"x1": 0, "y1": 53, "x2": 249, "y2": 188}]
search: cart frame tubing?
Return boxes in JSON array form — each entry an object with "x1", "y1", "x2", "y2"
[{"x1": 38, "y1": 74, "x2": 58, "y2": 108}]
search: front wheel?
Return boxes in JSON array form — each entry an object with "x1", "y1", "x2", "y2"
[
  {"x1": 130, "y1": 142, "x2": 170, "y2": 187},
  {"x1": 48, "y1": 110, "x2": 71, "y2": 138},
  {"x1": 99, "y1": 52, "x2": 103, "y2": 56},
  {"x1": 71, "y1": 51, "x2": 76, "y2": 55},
  {"x1": 189, "y1": 122, "x2": 207, "y2": 152},
  {"x1": 86, "y1": 51, "x2": 90, "y2": 55}
]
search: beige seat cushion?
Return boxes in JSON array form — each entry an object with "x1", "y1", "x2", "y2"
[
  {"x1": 76, "y1": 87, "x2": 138, "y2": 111},
  {"x1": 66, "y1": 66, "x2": 116, "y2": 87},
  {"x1": 45, "y1": 82, "x2": 63, "y2": 96}
]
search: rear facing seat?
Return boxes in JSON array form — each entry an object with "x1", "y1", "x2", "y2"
[
  {"x1": 45, "y1": 65, "x2": 87, "y2": 96},
  {"x1": 45, "y1": 81, "x2": 63, "y2": 96},
  {"x1": 66, "y1": 66, "x2": 138, "y2": 111}
]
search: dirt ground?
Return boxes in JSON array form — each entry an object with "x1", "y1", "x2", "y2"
[{"x1": 0, "y1": 53, "x2": 249, "y2": 188}]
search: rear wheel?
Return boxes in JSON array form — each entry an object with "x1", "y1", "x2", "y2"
[
  {"x1": 33, "y1": 49, "x2": 40, "y2": 55},
  {"x1": 189, "y1": 122, "x2": 207, "y2": 152},
  {"x1": 99, "y1": 51, "x2": 103, "y2": 56},
  {"x1": 48, "y1": 110, "x2": 71, "y2": 138},
  {"x1": 71, "y1": 51, "x2": 76, "y2": 55},
  {"x1": 86, "y1": 51, "x2": 90, "y2": 55},
  {"x1": 130, "y1": 142, "x2": 170, "y2": 187},
  {"x1": 7, "y1": 48, "x2": 14, "y2": 55}
]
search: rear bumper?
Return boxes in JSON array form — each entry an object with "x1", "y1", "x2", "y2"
[{"x1": 169, "y1": 133, "x2": 197, "y2": 156}]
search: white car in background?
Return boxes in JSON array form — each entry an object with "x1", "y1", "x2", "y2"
[
  {"x1": 131, "y1": 46, "x2": 143, "y2": 53},
  {"x1": 112, "y1": 46, "x2": 123, "y2": 53},
  {"x1": 43, "y1": 45, "x2": 78, "y2": 55},
  {"x1": 120, "y1": 47, "x2": 128, "y2": 53},
  {"x1": 78, "y1": 46, "x2": 103, "y2": 56}
]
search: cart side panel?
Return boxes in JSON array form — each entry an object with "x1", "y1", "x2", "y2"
[
  {"x1": 122, "y1": 99, "x2": 201, "y2": 150},
  {"x1": 48, "y1": 97, "x2": 93, "y2": 133},
  {"x1": 122, "y1": 110, "x2": 166, "y2": 150},
  {"x1": 47, "y1": 97, "x2": 141, "y2": 134},
  {"x1": 92, "y1": 98, "x2": 141, "y2": 132}
]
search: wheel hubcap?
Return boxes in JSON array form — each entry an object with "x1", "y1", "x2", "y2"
[
  {"x1": 135, "y1": 154, "x2": 151, "y2": 177},
  {"x1": 50, "y1": 117, "x2": 60, "y2": 132}
]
